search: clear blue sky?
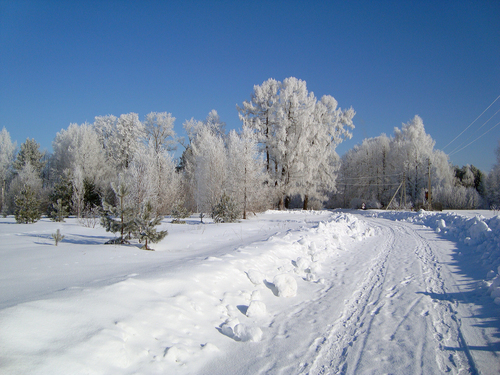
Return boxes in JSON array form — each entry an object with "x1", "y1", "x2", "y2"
[{"x1": 1, "y1": 0, "x2": 499, "y2": 171}]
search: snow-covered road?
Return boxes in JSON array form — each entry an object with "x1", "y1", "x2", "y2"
[
  {"x1": 1, "y1": 210, "x2": 499, "y2": 374},
  {"x1": 207, "y1": 213, "x2": 500, "y2": 374}
]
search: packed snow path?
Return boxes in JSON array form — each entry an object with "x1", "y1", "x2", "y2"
[
  {"x1": 207, "y1": 213, "x2": 500, "y2": 374},
  {"x1": 0, "y1": 210, "x2": 499, "y2": 374}
]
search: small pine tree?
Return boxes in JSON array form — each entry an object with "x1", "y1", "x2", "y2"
[
  {"x1": 50, "y1": 173, "x2": 73, "y2": 214},
  {"x1": 15, "y1": 185, "x2": 41, "y2": 223},
  {"x1": 171, "y1": 201, "x2": 190, "y2": 224},
  {"x1": 134, "y1": 201, "x2": 168, "y2": 250},
  {"x1": 212, "y1": 193, "x2": 240, "y2": 223},
  {"x1": 52, "y1": 229, "x2": 65, "y2": 246},
  {"x1": 50, "y1": 198, "x2": 69, "y2": 222},
  {"x1": 101, "y1": 181, "x2": 136, "y2": 244}
]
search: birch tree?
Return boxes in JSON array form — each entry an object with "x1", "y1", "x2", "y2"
[
  {"x1": 226, "y1": 125, "x2": 269, "y2": 219},
  {"x1": 0, "y1": 128, "x2": 16, "y2": 213},
  {"x1": 190, "y1": 123, "x2": 227, "y2": 215},
  {"x1": 144, "y1": 112, "x2": 177, "y2": 154},
  {"x1": 239, "y1": 77, "x2": 355, "y2": 209}
]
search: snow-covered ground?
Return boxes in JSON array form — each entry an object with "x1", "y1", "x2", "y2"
[{"x1": 1, "y1": 209, "x2": 499, "y2": 374}]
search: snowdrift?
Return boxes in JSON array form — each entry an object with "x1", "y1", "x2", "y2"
[{"x1": 0, "y1": 211, "x2": 374, "y2": 374}]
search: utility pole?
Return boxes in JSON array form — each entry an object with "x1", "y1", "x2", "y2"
[
  {"x1": 427, "y1": 158, "x2": 432, "y2": 211},
  {"x1": 402, "y1": 170, "x2": 407, "y2": 209}
]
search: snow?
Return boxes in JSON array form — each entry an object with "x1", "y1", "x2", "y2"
[
  {"x1": 273, "y1": 274, "x2": 298, "y2": 297},
  {"x1": 1, "y1": 209, "x2": 499, "y2": 374}
]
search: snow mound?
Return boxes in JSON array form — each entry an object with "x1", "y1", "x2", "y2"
[
  {"x1": 246, "y1": 270, "x2": 264, "y2": 285},
  {"x1": 273, "y1": 274, "x2": 297, "y2": 297},
  {"x1": 164, "y1": 345, "x2": 191, "y2": 363},
  {"x1": 246, "y1": 300, "x2": 267, "y2": 318},
  {"x1": 234, "y1": 324, "x2": 263, "y2": 342},
  {"x1": 221, "y1": 318, "x2": 240, "y2": 338},
  {"x1": 251, "y1": 290, "x2": 261, "y2": 301}
]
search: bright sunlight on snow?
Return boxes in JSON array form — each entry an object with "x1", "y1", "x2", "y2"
[{"x1": 1, "y1": 209, "x2": 499, "y2": 374}]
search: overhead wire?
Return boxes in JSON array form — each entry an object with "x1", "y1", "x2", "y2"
[
  {"x1": 337, "y1": 172, "x2": 402, "y2": 181},
  {"x1": 442, "y1": 94, "x2": 500, "y2": 151},
  {"x1": 449, "y1": 120, "x2": 500, "y2": 156},
  {"x1": 448, "y1": 108, "x2": 500, "y2": 155}
]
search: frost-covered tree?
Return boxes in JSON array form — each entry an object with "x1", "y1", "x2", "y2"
[
  {"x1": 189, "y1": 122, "x2": 227, "y2": 215},
  {"x1": 486, "y1": 142, "x2": 500, "y2": 208},
  {"x1": 94, "y1": 113, "x2": 145, "y2": 171},
  {"x1": 337, "y1": 116, "x2": 455, "y2": 209},
  {"x1": 126, "y1": 142, "x2": 180, "y2": 215},
  {"x1": 297, "y1": 95, "x2": 355, "y2": 209},
  {"x1": 144, "y1": 112, "x2": 177, "y2": 154},
  {"x1": 238, "y1": 78, "x2": 279, "y2": 172},
  {"x1": 13, "y1": 138, "x2": 45, "y2": 175},
  {"x1": 182, "y1": 118, "x2": 205, "y2": 145},
  {"x1": 338, "y1": 134, "x2": 395, "y2": 208},
  {"x1": 0, "y1": 128, "x2": 16, "y2": 213},
  {"x1": 52, "y1": 123, "x2": 109, "y2": 214},
  {"x1": 454, "y1": 164, "x2": 486, "y2": 198},
  {"x1": 239, "y1": 77, "x2": 355, "y2": 209},
  {"x1": 71, "y1": 167, "x2": 85, "y2": 219},
  {"x1": 226, "y1": 126, "x2": 269, "y2": 218},
  {"x1": 12, "y1": 163, "x2": 43, "y2": 223},
  {"x1": 204, "y1": 109, "x2": 226, "y2": 139},
  {"x1": 271, "y1": 77, "x2": 316, "y2": 208},
  {"x1": 94, "y1": 114, "x2": 118, "y2": 163},
  {"x1": 433, "y1": 184, "x2": 482, "y2": 209},
  {"x1": 114, "y1": 113, "x2": 146, "y2": 170}
]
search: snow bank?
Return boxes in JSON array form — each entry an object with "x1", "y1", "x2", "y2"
[{"x1": 0, "y1": 210, "x2": 375, "y2": 374}]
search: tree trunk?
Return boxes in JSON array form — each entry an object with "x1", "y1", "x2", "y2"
[
  {"x1": 278, "y1": 196, "x2": 284, "y2": 210},
  {"x1": 1, "y1": 180, "x2": 4, "y2": 213},
  {"x1": 303, "y1": 194, "x2": 309, "y2": 210},
  {"x1": 120, "y1": 195, "x2": 124, "y2": 241},
  {"x1": 243, "y1": 180, "x2": 247, "y2": 220}
]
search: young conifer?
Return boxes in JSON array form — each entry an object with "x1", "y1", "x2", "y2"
[
  {"x1": 52, "y1": 229, "x2": 65, "y2": 246},
  {"x1": 134, "y1": 201, "x2": 168, "y2": 250},
  {"x1": 14, "y1": 185, "x2": 41, "y2": 223},
  {"x1": 101, "y1": 180, "x2": 135, "y2": 244},
  {"x1": 50, "y1": 199, "x2": 69, "y2": 222}
]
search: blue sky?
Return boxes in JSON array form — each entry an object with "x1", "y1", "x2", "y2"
[{"x1": 1, "y1": 0, "x2": 499, "y2": 171}]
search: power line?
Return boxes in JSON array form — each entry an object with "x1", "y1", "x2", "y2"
[
  {"x1": 443, "y1": 94, "x2": 500, "y2": 150},
  {"x1": 448, "y1": 108, "x2": 500, "y2": 155},
  {"x1": 449, "y1": 120, "x2": 500, "y2": 156},
  {"x1": 339, "y1": 182, "x2": 402, "y2": 187},
  {"x1": 337, "y1": 172, "x2": 402, "y2": 181}
]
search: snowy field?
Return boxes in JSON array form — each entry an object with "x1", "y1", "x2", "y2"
[{"x1": 1, "y1": 209, "x2": 499, "y2": 374}]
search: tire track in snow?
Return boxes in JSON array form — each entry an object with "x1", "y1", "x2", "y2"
[
  {"x1": 300, "y1": 216, "x2": 478, "y2": 374},
  {"x1": 301, "y1": 222, "x2": 395, "y2": 374},
  {"x1": 409, "y1": 224, "x2": 478, "y2": 374}
]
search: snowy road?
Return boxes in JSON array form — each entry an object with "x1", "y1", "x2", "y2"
[
  {"x1": 1, "y1": 210, "x2": 499, "y2": 374},
  {"x1": 206, "y1": 212, "x2": 500, "y2": 375}
]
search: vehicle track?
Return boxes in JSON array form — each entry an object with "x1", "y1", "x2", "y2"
[{"x1": 299, "y1": 216, "x2": 476, "y2": 374}]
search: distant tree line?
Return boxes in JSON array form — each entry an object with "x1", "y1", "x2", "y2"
[
  {"x1": 333, "y1": 115, "x2": 495, "y2": 210},
  {"x1": 0, "y1": 77, "x2": 499, "y2": 231}
]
